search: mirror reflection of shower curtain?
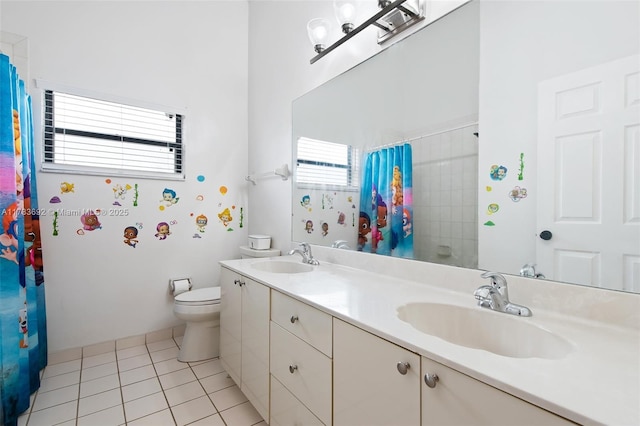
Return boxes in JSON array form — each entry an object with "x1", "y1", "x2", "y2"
[
  {"x1": 0, "y1": 53, "x2": 48, "y2": 425},
  {"x1": 359, "y1": 143, "x2": 413, "y2": 258}
]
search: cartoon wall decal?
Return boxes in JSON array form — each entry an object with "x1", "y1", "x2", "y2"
[
  {"x1": 123, "y1": 226, "x2": 139, "y2": 247},
  {"x1": 60, "y1": 182, "x2": 75, "y2": 194},
  {"x1": 322, "y1": 193, "x2": 334, "y2": 210},
  {"x1": 113, "y1": 183, "x2": 131, "y2": 200},
  {"x1": 487, "y1": 203, "x2": 499, "y2": 214},
  {"x1": 113, "y1": 201, "x2": 122, "y2": 206},
  {"x1": 155, "y1": 222, "x2": 171, "y2": 240},
  {"x1": 508, "y1": 186, "x2": 527, "y2": 202},
  {"x1": 489, "y1": 165, "x2": 507, "y2": 181},
  {"x1": 80, "y1": 210, "x2": 102, "y2": 231},
  {"x1": 132, "y1": 184, "x2": 139, "y2": 207},
  {"x1": 321, "y1": 222, "x2": 329, "y2": 236},
  {"x1": 300, "y1": 195, "x2": 312, "y2": 211},
  {"x1": 305, "y1": 219, "x2": 314, "y2": 234},
  {"x1": 52, "y1": 211, "x2": 59, "y2": 236},
  {"x1": 196, "y1": 195, "x2": 204, "y2": 201},
  {"x1": 160, "y1": 188, "x2": 179, "y2": 209},
  {"x1": 197, "y1": 175, "x2": 205, "y2": 182},
  {"x1": 218, "y1": 208, "x2": 233, "y2": 227},
  {"x1": 518, "y1": 153, "x2": 525, "y2": 181},
  {"x1": 219, "y1": 186, "x2": 227, "y2": 195},
  {"x1": 135, "y1": 222, "x2": 144, "y2": 229},
  {"x1": 337, "y1": 211, "x2": 346, "y2": 226},
  {"x1": 195, "y1": 214, "x2": 208, "y2": 233},
  {"x1": 105, "y1": 179, "x2": 112, "y2": 184},
  {"x1": 49, "y1": 196, "x2": 61, "y2": 203},
  {"x1": 239, "y1": 207, "x2": 244, "y2": 228},
  {"x1": 484, "y1": 220, "x2": 496, "y2": 226},
  {"x1": 486, "y1": 186, "x2": 492, "y2": 192}
]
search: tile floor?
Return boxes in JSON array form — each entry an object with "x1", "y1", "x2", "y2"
[{"x1": 18, "y1": 337, "x2": 265, "y2": 426}]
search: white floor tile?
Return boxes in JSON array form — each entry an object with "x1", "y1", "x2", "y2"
[
  {"x1": 78, "y1": 388, "x2": 122, "y2": 417},
  {"x1": 32, "y1": 384, "x2": 78, "y2": 412},
  {"x1": 124, "y1": 391, "x2": 169, "y2": 422},
  {"x1": 77, "y1": 404, "x2": 125, "y2": 426},
  {"x1": 188, "y1": 413, "x2": 225, "y2": 426},
  {"x1": 81, "y1": 361, "x2": 118, "y2": 382},
  {"x1": 219, "y1": 401, "x2": 263, "y2": 426},
  {"x1": 147, "y1": 339, "x2": 177, "y2": 353},
  {"x1": 119, "y1": 364, "x2": 157, "y2": 386},
  {"x1": 80, "y1": 373, "x2": 121, "y2": 398},
  {"x1": 27, "y1": 401, "x2": 77, "y2": 426},
  {"x1": 200, "y1": 372, "x2": 235, "y2": 394},
  {"x1": 39, "y1": 370, "x2": 80, "y2": 393},
  {"x1": 122, "y1": 377, "x2": 162, "y2": 403},
  {"x1": 209, "y1": 385, "x2": 248, "y2": 412},
  {"x1": 191, "y1": 358, "x2": 225, "y2": 379},
  {"x1": 164, "y1": 380, "x2": 206, "y2": 407},
  {"x1": 158, "y1": 368, "x2": 197, "y2": 390},
  {"x1": 118, "y1": 353, "x2": 152, "y2": 372},
  {"x1": 170, "y1": 395, "x2": 217, "y2": 426},
  {"x1": 150, "y1": 347, "x2": 180, "y2": 363},
  {"x1": 127, "y1": 408, "x2": 175, "y2": 426},
  {"x1": 42, "y1": 359, "x2": 81, "y2": 379},
  {"x1": 82, "y1": 351, "x2": 116, "y2": 368},
  {"x1": 116, "y1": 344, "x2": 148, "y2": 360},
  {"x1": 153, "y1": 357, "x2": 189, "y2": 376}
]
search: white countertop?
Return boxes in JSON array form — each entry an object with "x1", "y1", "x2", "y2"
[{"x1": 219, "y1": 256, "x2": 640, "y2": 425}]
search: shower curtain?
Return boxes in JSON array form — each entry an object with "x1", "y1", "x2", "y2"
[
  {"x1": 0, "y1": 53, "x2": 47, "y2": 426},
  {"x1": 359, "y1": 143, "x2": 413, "y2": 258}
]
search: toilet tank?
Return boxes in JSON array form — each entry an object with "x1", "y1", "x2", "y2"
[{"x1": 239, "y1": 246, "x2": 280, "y2": 259}]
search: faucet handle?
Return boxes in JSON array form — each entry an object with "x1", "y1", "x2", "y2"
[{"x1": 480, "y1": 272, "x2": 508, "y2": 297}]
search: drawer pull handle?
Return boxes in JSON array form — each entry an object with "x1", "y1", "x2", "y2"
[
  {"x1": 233, "y1": 279, "x2": 244, "y2": 286},
  {"x1": 290, "y1": 315, "x2": 299, "y2": 324},
  {"x1": 424, "y1": 373, "x2": 439, "y2": 388},
  {"x1": 396, "y1": 361, "x2": 410, "y2": 375},
  {"x1": 289, "y1": 365, "x2": 298, "y2": 374}
]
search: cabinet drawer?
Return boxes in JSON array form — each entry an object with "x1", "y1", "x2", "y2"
[
  {"x1": 270, "y1": 375, "x2": 325, "y2": 426},
  {"x1": 271, "y1": 290, "x2": 332, "y2": 357},
  {"x1": 270, "y1": 322, "x2": 332, "y2": 425}
]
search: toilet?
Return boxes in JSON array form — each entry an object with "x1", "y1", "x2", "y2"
[{"x1": 172, "y1": 246, "x2": 280, "y2": 363}]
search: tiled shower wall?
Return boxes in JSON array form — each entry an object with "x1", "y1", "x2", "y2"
[{"x1": 411, "y1": 124, "x2": 478, "y2": 268}]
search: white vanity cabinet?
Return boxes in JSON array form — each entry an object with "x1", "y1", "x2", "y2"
[
  {"x1": 219, "y1": 267, "x2": 270, "y2": 422},
  {"x1": 333, "y1": 318, "x2": 421, "y2": 426},
  {"x1": 421, "y1": 357, "x2": 575, "y2": 425},
  {"x1": 270, "y1": 291, "x2": 332, "y2": 425}
]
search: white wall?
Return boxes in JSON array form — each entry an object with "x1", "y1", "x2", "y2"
[
  {"x1": 1, "y1": 1, "x2": 249, "y2": 352},
  {"x1": 478, "y1": 0, "x2": 640, "y2": 276}
]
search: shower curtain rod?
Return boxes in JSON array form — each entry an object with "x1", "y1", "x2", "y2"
[{"x1": 366, "y1": 121, "x2": 479, "y2": 152}]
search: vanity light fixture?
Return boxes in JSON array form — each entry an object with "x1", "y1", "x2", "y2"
[
  {"x1": 309, "y1": 0, "x2": 425, "y2": 64},
  {"x1": 307, "y1": 18, "x2": 332, "y2": 53}
]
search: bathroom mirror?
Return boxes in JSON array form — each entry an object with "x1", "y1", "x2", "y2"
[{"x1": 292, "y1": 0, "x2": 640, "y2": 293}]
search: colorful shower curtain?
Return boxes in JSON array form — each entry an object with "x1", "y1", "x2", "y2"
[
  {"x1": 358, "y1": 143, "x2": 413, "y2": 258},
  {"x1": 0, "y1": 53, "x2": 47, "y2": 426}
]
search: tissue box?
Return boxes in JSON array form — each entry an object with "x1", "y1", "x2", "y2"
[{"x1": 248, "y1": 234, "x2": 271, "y2": 250}]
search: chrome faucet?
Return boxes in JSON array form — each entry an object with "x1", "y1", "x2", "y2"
[
  {"x1": 331, "y1": 240, "x2": 350, "y2": 249},
  {"x1": 474, "y1": 272, "x2": 532, "y2": 317},
  {"x1": 288, "y1": 242, "x2": 319, "y2": 265}
]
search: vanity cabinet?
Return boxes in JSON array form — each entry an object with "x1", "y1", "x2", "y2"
[
  {"x1": 219, "y1": 267, "x2": 270, "y2": 422},
  {"x1": 270, "y1": 291, "x2": 332, "y2": 425},
  {"x1": 333, "y1": 318, "x2": 421, "y2": 426},
  {"x1": 421, "y1": 357, "x2": 575, "y2": 425}
]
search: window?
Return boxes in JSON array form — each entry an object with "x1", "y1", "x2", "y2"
[
  {"x1": 296, "y1": 137, "x2": 359, "y2": 189},
  {"x1": 43, "y1": 89, "x2": 184, "y2": 179}
]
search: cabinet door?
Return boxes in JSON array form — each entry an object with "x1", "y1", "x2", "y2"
[
  {"x1": 421, "y1": 357, "x2": 574, "y2": 425},
  {"x1": 220, "y1": 267, "x2": 242, "y2": 385},
  {"x1": 333, "y1": 319, "x2": 420, "y2": 426},
  {"x1": 241, "y1": 277, "x2": 270, "y2": 422}
]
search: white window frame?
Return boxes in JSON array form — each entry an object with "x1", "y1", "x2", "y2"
[
  {"x1": 35, "y1": 79, "x2": 186, "y2": 180},
  {"x1": 295, "y1": 137, "x2": 359, "y2": 191}
]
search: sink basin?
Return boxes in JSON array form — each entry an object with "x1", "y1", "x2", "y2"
[
  {"x1": 251, "y1": 260, "x2": 314, "y2": 274},
  {"x1": 397, "y1": 303, "x2": 572, "y2": 359}
]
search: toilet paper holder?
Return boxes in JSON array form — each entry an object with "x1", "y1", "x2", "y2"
[{"x1": 169, "y1": 278, "x2": 192, "y2": 295}]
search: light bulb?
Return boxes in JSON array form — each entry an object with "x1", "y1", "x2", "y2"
[
  {"x1": 334, "y1": 1, "x2": 357, "y2": 34},
  {"x1": 307, "y1": 18, "x2": 332, "y2": 53}
]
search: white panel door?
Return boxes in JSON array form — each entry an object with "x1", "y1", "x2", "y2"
[
  {"x1": 219, "y1": 267, "x2": 242, "y2": 385},
  {"x1": 537, "y1": 55, "x2": 640, "y2": 291}
]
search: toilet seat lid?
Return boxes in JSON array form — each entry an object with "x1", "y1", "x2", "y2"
[{"x1": 175, "y1": 287, "x2": 220, "y2": 303}]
